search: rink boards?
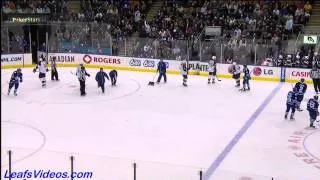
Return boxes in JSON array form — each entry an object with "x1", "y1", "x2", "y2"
[{"x1": 1, "y1": 53, "x2": 313, "y2": 84}]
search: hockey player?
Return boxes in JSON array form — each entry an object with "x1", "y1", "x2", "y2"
[
  {"x1": 232, "y1": 62, "x2": 241, "y2": 87},
  {"x1": 294, "y1": 78, "x2": 307, "y2": 111},
  {"x1": 8, "y1": 68, "x2": 23, "y2": 96},
  {"x1": 33, "y1": 59, "x2": 49, "y2": 87},
  {"x1": 285, "y1": 87, "x2": 298, "y2": 120},
  {"x1": 109, "y1": 69, "x2": 118, "y2": 86},
  {"x1": 95, "y1": 68, "x2": 109, "y2": 93},
  {"x1": 51, "y1": 58, "x2": 59, "y2": 81},
  {"x1": 76, "y1": 65, "x2": 90, "y2": 96},
  {"x1": 310, "y1": 66, "x2": 320, "y2": 94},
  {"x1": 241, "y1": 64, "x2": 251, "y2": 91},
  {"x1": 207, "y1": 56, "x2": 217, "y2": 84},
  {"x1": 157, "y1": 59, "x2": 167, "y2": 83},
  {"x1": 307, "y1": 95, "x2": 319, "y2": 128},
  {"x1": 180, "y1": 60, "x2": 189, "y2": 87}
]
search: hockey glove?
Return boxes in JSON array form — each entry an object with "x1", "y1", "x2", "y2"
[
  {"x1": 46, "y1": 69, "x2": 49, "y2": 72},
  {"x1": 20, "y1": 79, "x2": 23, "y2": 83},
  {"x1": 33, "y1": 68, "x2": 36, "y2": 73}
]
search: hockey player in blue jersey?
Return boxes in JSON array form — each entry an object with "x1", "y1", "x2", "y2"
[
  {"x1": 95, "y1": 68, "x2": 109, "y2": 93},
  {"x1": 109, "y1": 70, "x2": 118, "y2": 86},
  {"x1": 285, "y1": 87, "x2": 298, "y2": 120},
  {"x1": 294, "y1": 78, "x2": 307, "y2": 111},
  {"x1": 307, "y1": 95, "x2": 319, "y2": 128},
  {"x1": 157, "y1": 59, "x2": 167, "y2": 83},
  {"x1": 8, "y1": 68, "x2": 23, "y2": 96},
  {"x1": 241, "y1": 64, "x2": 251, "y2": 91}
]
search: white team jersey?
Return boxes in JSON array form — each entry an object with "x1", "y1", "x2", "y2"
[
  {"x1": 76, "y1": 66, "x2": 82, "y2": 79},
  {"x1": 180, "y1": 63, "x2": 188, "y2": 75},
  {"x1": 234, "y1": 64, "x2": 241, "y2": 74},
  {"x1": 37, "y1": 61, "x2": 47, "y2": 73},
  {"x1": 208, "y1": 60, "x2": 216, "y2": 72}
]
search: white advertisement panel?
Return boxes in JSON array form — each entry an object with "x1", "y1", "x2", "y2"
[
  {"x1": 1, "y1": 53, "x2": 32, "y2": 67},
  {"x1": 285, "y1": 68, "x2": 312, "y2": 82}
]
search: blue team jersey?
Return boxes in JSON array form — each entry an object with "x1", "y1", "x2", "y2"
[
  {"x1": 10, "y1": 71, "x2": 23, "y2": 83},
  {"x1": 287, "y1": 91, "x2": 297, "y2": 105},
  {"x1": 243, "y1": 68, "x2": 250, "y2": 79},
  {"x1": 294, "y1": 82, "x2": 307, "y2": 95},
  {"x1": 307, "y1": 99, "x2": 319, "y2": 112}
]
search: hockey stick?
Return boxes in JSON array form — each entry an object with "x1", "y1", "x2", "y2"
[{"x1": 148, "y1": 72, "x2": 158, "y2": 86}]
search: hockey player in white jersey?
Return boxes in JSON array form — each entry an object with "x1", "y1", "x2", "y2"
[
  {"x1": 208, "y1": 56, "x2": 217, "y2": 84},
  {"x1": 180, "y1": 60, "x2": 189, "y2": 87},
  {"x1": 33, "y1": 58, "x2": 49, "y2": 87},
  {"x1": 232, "y1": 62, "x2": 241, "y2": 87}
]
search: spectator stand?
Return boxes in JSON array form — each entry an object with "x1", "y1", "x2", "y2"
[{"x1": 47, "y1": 22, "x2": 112, "y2": 55}]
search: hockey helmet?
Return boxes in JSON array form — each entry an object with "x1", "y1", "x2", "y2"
[
  {"x1": 279, "y1": 55, "x2": 283, "y2": 58},
  {"x1": 293, "y1": 87, "x2": 298, "y2": 92},
  {"x1": 314, "y1": 95, "x2": 319, "y2": 100},
  {"x1": 287, "y1": 55, "x2": 292, "y2": 58},
  {"x1": 315, "y1": 52, "x2": 318, "y2": 56},
  {"x1": 296, "y1": 55, "x2": 300, "y2": 59},
  {"x1": 212, "y1": 56, "x2": 216, "y2": 60},
  {"x1": 232, "y1": 62, "x2": 237, "y2": 65},
  {"x1": 17, "y1": 68, "x2": 21, "y2": 72},
  {"x1": 301, "y1": 78, "x2": 305, "y2": 82}
]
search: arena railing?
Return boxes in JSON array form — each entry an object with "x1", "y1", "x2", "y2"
[
  {"x1": 117, "y1": 37, "x2": 300, "y2": 66},
  {"x1": 2, "y1": 148, "x2": 282, "y2": 180},
  {"x1": 1, "y1": 22, "x2": 313, "y2": 67}
]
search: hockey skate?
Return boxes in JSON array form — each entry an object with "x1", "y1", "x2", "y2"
[
  {"x1": 14, "y1": 92, "x2": 17, "y2": 96},
  {"x1": 285, "y1": 115, "x2": 288, "y2": 119},
  {"x1": 212, "y1": 79, "x2": 215, "y2": 84},
  {"x1": 310, "y1": 123, "x2": 316, "y2": 128},
  {"x1": 297, "y1": 107, "x2": 303, "y2": 112},
  {"x1": 208, "y1": 80, "x2": 211, "y2": 84},
  {"x1": 183, "y1": 83, "x2": 188, "y2": 87}
]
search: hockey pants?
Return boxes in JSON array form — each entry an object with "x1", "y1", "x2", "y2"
[
  {"x1": 312, "y1": 78, "x2": 320, "y2": 93},
  {"x1": 243, "y1": 78, "x2": 250, "y2": 89},
  {"x1": 8, "y1": 82, "x2": 19, "y2": 93},
  {"x1": 79, "y1": 80, "x2": 86, "y2": 95},
  {"x1": 51, "y1": 70, "x2": 59, "y2": 80},
  {"x1": 157, "y1": 73, "x2": 167, "y2": 83},
  {"x1": 110, "y1": 75, "x2": 117, "y2": 86},
  {"x1": 98, "y1": 83, "x2": 105, "y2": 93}
]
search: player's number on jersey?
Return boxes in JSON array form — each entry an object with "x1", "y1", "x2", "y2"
[{"x1": 309, "y1": 101, "x2": 315, "y2": 109}]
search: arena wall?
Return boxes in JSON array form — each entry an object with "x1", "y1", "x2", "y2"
[{"x1": 0, "y1": 53, "x2": 313, "y2": 84}]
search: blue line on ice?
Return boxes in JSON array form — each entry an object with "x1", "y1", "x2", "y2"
[{"x1": 204, "y1": 83, "x2": 283, "y2": 180}]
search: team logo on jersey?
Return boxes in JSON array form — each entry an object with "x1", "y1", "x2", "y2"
[
  {"x1": 143, "y1": 60, "x2": 155, "y2": 67},
  {"x1": 253, "y1": 67, "x2": 262, "y2": 76},
  {"x1": 83, "y1": 55, "x2": 92, "y2": 64}
]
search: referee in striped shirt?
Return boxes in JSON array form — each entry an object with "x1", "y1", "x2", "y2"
[{"x1": 310, "y1": 66, "x2": 320, "y2": 94}]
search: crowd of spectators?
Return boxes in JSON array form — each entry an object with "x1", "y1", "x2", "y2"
[
  {"x1": 1, "y1": 0, "x2": 318, "y2": 68},
  {"x1": 133, "y1": 0, "x2": 315, "y2": 62}
]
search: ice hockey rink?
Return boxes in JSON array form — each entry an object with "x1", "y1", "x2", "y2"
[{"x1": 1, "y1": 68, "x2": 320, "y2": 180}]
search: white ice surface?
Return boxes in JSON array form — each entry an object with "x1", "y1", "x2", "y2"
[{"x1": 1, "y1": 68, "x2": 319, "y2": 180}]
